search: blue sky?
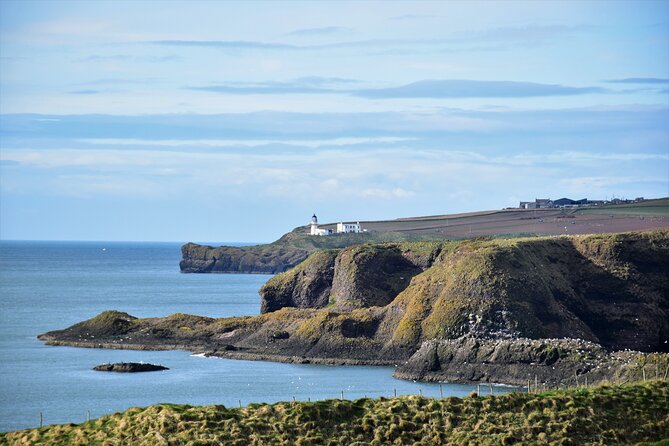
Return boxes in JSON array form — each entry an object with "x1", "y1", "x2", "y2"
[{"x1": 1, "y1": 1, "x2": 668, "y2": 243}]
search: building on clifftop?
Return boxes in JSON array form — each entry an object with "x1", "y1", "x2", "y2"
[{"x1": 309, "y1": 214, "x2": 332, "y2": 236}]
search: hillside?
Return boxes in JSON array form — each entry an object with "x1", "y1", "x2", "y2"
[
  {"x1": 41, "y1": 230, "x2": 669, "y2": 387},
  {"x1": 3, "y1": 381, "x2": 668, "y2": 445},
  {"x1": 180, "y1": 200, "x2": 669, "y2": 273}
]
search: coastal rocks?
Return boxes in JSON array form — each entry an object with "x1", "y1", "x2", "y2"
[
  {"x1": 330, "y1": 245, "x2": 422, "y2": 310},
  {"x1": 93, "y1": 362, "x2": 168, "y2": 373},
  {"x1": 394, "y1": 337, "x2": 664, "y2": 387},
  {"x1": 260, "y1": 243, "x2": 433, "y2": 313},
  {"x1": 180, "y1": 242, "x2": 310, "y2": 274},
  {"x1": 259, "y1": 250, "x2": 338, "y2": 313},
  {"x1": 41, "y1": 231, "x2": 669, "y2": 386}
]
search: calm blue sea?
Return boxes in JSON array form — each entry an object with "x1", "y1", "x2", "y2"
[{"x1": 0, "y1": 241, "x2": 509, "y2": 432}]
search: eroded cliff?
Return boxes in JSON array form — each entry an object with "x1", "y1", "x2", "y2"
[{"x1": 41, "y1": 230, "x2": 669, "y2": 384}]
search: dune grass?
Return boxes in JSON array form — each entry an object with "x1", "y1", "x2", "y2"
[{"x1": 3, "y1": 380, "x2": 668, "y2": 445}]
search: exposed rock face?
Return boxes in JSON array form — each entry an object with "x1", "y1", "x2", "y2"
[
  {"x1": 259, "y1": 250, "x2": 338, "y2": 313},
  {"x1": 180, "y1": 242, "x2": 309, "y2": 274},
  {"x1": 260, "y1": 243, "x2": 435, "y2": 314},
  {"x1": 41, "y1": 231, "x2": 669, "y2": 385},
  {"x1": 329, "y1": 245, "x2": 423, "y2": 311},
  {"x1": 93, "y1": 362, "x2": 168, "y2": 373},
  {"x1": 394, "y1": 337, "x2": 658, "y2": 386},
  {"x1": 179, "y1": 226, "x2": 432, "y2": 274}
]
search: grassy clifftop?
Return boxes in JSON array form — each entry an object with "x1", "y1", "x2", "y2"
[
  {"x1": 180, "y1": 228, "x2": 429, "y2": 273},
  {"x1": 3, "y1": 381, "x2": 668, "y2": 445}
]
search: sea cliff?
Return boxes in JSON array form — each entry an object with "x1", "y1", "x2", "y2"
[{"x1": 41, "y1": 230, "x2": 669, "y2": 386}]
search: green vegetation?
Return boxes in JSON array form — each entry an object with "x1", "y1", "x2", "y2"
[
  {"x1": 4, "y1": 381, "x2": 668, "y2": 445},
  {"x1": 576, "y1": 198, "x2": 669, "y2": 216}
]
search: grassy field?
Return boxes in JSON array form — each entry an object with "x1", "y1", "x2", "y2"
[
  {"x1": 3, "y1": 381, "x2": 668, "y2": 445},
  {"x1": 576, "y1": 198, "x2": 669, "y2": 216}
]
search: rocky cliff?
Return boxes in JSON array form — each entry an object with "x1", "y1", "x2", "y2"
[
  {"x1": 179, "y1": 228, "x2": 430, "y2": 273},
  {"x1": 42, "y1": 230, "x2": 669, "y2": 385}
]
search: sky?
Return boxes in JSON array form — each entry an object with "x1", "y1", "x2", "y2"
[{"x1": 0, "y1": 1, "x2": 668, "y2": 243}]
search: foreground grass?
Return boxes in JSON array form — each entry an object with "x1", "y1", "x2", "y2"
[{"x1": 3, "y1": 381, "x2": 669, "y2": 446}]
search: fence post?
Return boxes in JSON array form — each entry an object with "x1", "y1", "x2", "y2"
[
  {"x1": 39, "y1": 412, "x2": 42, "y2": 428},
  {"x1": 439, "y1": 384, "x2": 443, "y2": 399}
]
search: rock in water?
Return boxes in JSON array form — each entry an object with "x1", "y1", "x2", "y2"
[{"x1": 93, "y1": 362, "x2": 168, "y2": 373}]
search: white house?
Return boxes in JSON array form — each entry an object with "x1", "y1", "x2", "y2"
[{"x1": 336, "y1": 221, "x2": 362, "y2": 233}]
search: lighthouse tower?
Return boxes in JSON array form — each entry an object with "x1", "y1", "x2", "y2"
[{"x1": 310, "y1": 214, "x2": 319, "y2": 235}]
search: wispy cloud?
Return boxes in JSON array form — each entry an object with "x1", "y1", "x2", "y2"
[
  {"x1": 189, "y1": 78, "x2": 608, "y2": 99},
  {"x1": 188, "y1": 76, "x2": 360, "y2": 95},
  {"x1": 78, "y1": 136, "x2": 413, "y2": 149},
  {"x1": 388, "y1": 14, "x2": 436, "y2": 21},
  {"x1": 605, "y1": 77, "x2": 669, "y2": 84},
  {"x1": 152, "y1": 40, "x2": 299, "y2": 50},
  {"x1": 353, "y1": 80, "x2": 607, "y2": 98},
  {"x1": 69, "y1": 89, "x2": 104, "y2": 95},
  {"x1": 78, "y1": 78, "x2": 159, "y2": 86},
  {"x1": 286, "y1": 26, "x2": 352, "y2": 36},
  {"x1": 75, "y1": 54, "x2": 181, "y2": 63},
  {"x1": 150, "y1": 25, "x2": 592, "y2": 54}
]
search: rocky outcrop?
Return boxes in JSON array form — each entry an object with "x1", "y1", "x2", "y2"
[
  {"x1": 394, "y1": 337, "x2": 666, "y2": 386},
  {"x1": 329, "y1": 245, "x2": 424, "y2": 311},
  {"x1": 180, "y1": 227, "x2": 428, "y2": 273},
  {"x1": 93, "y1": 362, "x2": 169, "y2": 373},
  {"x1": 260, "y1": 243, "x2": 439, "y2": 313},
  {"x1": 180, "y1": 242, "x2": 310, "y2": 274},
  {"x1": 259, "y1": 250, "x2": 338, "y2": 313},
  {"x1": 41, "y1": 231, "x2": 669, "y2": 385}
]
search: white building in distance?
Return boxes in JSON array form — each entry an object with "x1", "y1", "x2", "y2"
[
  {"x1": 336, "y1": 221, "x2": 362, "y2": 233},
  {"x1": 309, "y1": 214, "x2": 363, "y2": 236},
  {"x1": 309, "y1": 214, "x2": 332, "y2": 236}
]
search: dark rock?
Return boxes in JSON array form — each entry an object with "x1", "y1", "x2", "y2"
[
  {"x1": 93, "y1": 362, "x2": 168, "y2": 373},
  {"x1": 259, "y1": 250, "x2": 338, "y2": 313},
  {"x1": 393, "y1": 337, "x2": 661, "y2": 387}
]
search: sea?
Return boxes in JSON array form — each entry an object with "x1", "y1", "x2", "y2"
[{"x1": 0, "y1": 241, "x2": 513, "y2": 432}]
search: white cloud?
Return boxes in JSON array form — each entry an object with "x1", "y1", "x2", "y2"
[
  {"x1": 77, "y1": 136, "x2": 414, "y2": 148},
  {"x1": 360, "y1": 188, "x2": 415, "y2": 199}
]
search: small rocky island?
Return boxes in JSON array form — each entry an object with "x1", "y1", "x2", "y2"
[{"x1": 93, "y1": 362, "x2": 168, "y2": 373}]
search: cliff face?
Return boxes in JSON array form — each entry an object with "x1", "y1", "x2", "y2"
[
  {"x1": 41, "y1": 231, "x2": 669, "y2": 384},
  {"x1": 179, "y1": 227, "x2": 431, "y2": 273},
  {"x1": 393, "y1": 337, "x2": 665, "y2": 386},
  {"x1": 180, "y1": 242, "x2": 310, "y2": 274},
  {"x1": 258, "y1": 231, "x2": 669, "y2": 354},
  {"x1": 259, "y1": 250, "x2": 338, "y2": 313},
  {"x1": 260, "y1": 243, "x2": 441, "y2": 313}
]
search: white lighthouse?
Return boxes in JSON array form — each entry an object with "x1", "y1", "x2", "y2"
[
  {"x1": 310, "y1": 214, "x2": 319, "y2": 235},
  {"x1": 309, "y1": 213, "x2": 332, "y2": 236}
]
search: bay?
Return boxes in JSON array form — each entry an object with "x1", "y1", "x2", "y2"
[{"x1": 0, "y1": 241, "x2": 510, "y2": 432}]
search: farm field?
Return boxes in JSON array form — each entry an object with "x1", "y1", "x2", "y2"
[{"x1": 317, "y1": 200, "x2": 669, "y2": 239}]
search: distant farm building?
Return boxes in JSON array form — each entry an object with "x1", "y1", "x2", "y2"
[
  {"x1": 519, "y1": 199, "x2": 553, "y2": 209},
  {"x1": 553, "y1": 198, "x2": 588, "y2": 207}
]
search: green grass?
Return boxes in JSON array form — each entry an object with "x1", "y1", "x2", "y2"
[
  {"x1": 576, "y1": 198, "x2": 669, "y2": 216},
  {"x1": 3, "y1": 381, "x2": 668, "y2": 445}
]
